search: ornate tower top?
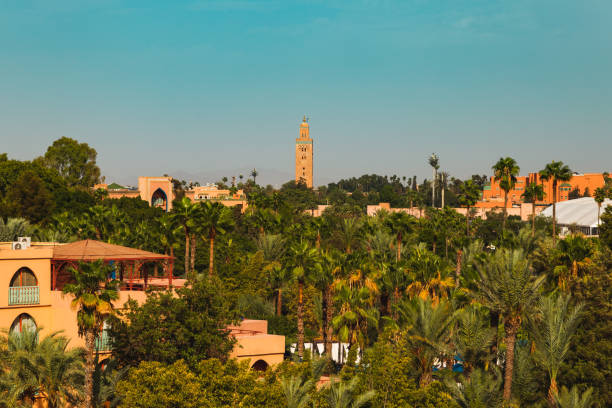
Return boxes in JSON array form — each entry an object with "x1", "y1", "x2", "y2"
[{"x1": 298, "y1": 115, "x2": 310, "y2": 139}]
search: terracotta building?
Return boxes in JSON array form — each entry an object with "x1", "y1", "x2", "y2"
[
  {"x1": 0, "y1": 240, "x2": 284, "y2": 369},
  {"x1": 295, "y1": 116, "x2": 314, "y2": 188},
  {"x1": 95, "y1": 177, "x2": 247, "y2": 212},
  {"x1": 478, "y1": 172, "x2": 608, "y2": 208}
]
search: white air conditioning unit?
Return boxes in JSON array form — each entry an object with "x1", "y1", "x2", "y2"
[
  {"x1": 11, "y1": 242, "x2": 27, "y2": 250},
  {"x1": 17, "y1": 237, "x2": 31, "y2": 248}
]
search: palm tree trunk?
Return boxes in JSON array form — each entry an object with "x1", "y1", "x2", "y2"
[
  {"x1": 455, "y1": 249, "x2": 462, "y2": 282},
  {"x1": 208, "y1": 233, "x2": 215, "y2": 277},
  {"x1": 325, "y1": 287, "x2": 333, "y2": 359},
  {"x1": 532, "y1": 202, "x2": 536, "y2": 237},
  {"x1": 548, "y1": 377, "x2": 559, "y2": 407},
  {"x1": 276, "y1": 288, "x2": 282, "y2": 316},
  {"x1": 322, "y1": 285, "x2": 333, "y2": 357},
  {"x1": 297, "y1": 281, "x2": 304, "y2": 360},
  {"x1": 503, "y1": 191, "x2": 508, "y2": 231},
  {"x1": 572, "y1": 260, "x2": 578, "y2": 277},
  {"x1": 503, "y1": 321, "x2": 519, "y2": 401},
  {"x1": 84, "y1": 331, "x2": 96, "y2": 408},
  {"x1": 432, "y1": 168, "x2": 436, "y2": 207},
  {"x1": 190, "y1": 234, "x2": 196, "y2": 275},
  {"x1": 184, "y1": 229, "x2": 190, "y2": 275},
  {"x1": 396, "y1": 235, "x2": 402, "y2": 261}
]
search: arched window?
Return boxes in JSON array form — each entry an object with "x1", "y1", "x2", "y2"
[
  {"x1": 151, "y1": 188, "x2": 168, "y2": 211},
  {"x1": 9, "y1": 268, "x2": 39, "y2": 305},
  {"x1": 10, "y1": 267, "x2": 38, "y2": 287},
  {"x1": 10, "y1": 313, "x2": 37, "y2": 335}
]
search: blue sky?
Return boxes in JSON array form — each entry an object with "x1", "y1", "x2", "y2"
[{"x1": 1, "y1": 0, "x2": 611, "y2": 186}]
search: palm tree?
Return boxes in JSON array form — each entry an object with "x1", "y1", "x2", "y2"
[
  {"x1": 281, "y1": 375, "x2": 314, "y2": 408},
  {"x1": 555, "y1": 385, "x2": 594, "y2": 408},
  {"x1": 454, "y1": 306, "x2": 495, "y2": 374},
  {"x1": 171, "y1": 197, "x2": 199, "y2": 276},
  {"x1": 384, "y1": 212, "x2": 415, "y2": 261},
  {"x1": 317, "y1": 250, "x2": 343, "y2": 357},
  {"x1": 492, "y1": 157, "x2": 520, "y2": 231},
  {"x1": 428, "y1": 153, "x2": 439, "y2": 207},
  {"x1": 594, "y1": 187, "x2": 606, "y2": 230},
  {"x1": 289, "y1": 241, "x2": 320, "y2": 359},
  {"x1": 327, "y1": 376, "x2": 376, "y2": 408},
  {"x1": 395, "y1": 298, "x2": 456, "y2": 387},
  {"x1": 539, "y1": 161, "x2": 572, "y2": 243},
  {"x1": 198, "y1": 201, "x2": 234, "y2": 277},
  {"x1": 250, "y1": 168, "x2": 259, "y2": 184},
  {"x1": 439, "y1": 171, "x2": 449, "y2": 208},
  {"x1": 446, "y1": 368, "x2": 503, "y2": 408},
  {"x1": 458, "y1": 180, "x2": 481, "y2": 236},
  {"x1": 63, "y1": 260, "x2": 119, "y2": 408},
  {"x1": 555, "y1": 234, "x2": 592, "y2": 290},
  {"x1": 0, "y1": 217, "x2": 31, "y2": 241},
  {"x1": 332, "y1": 284, "x2": 378, "y2": 356},
  {"x1": 532, "y1": 293, "x2": 583, "y2": 406},
  {"x1": 521, "y1": 182, "x2": 546, "y2": 237},
  {"x1": 474, "y1": 249, "x2": 545, "y2": 401},
  {"x1": 266, "y1": 263, "x2": 292, "y2": 316},
  {"x1": 332, "y1": 218, "x2": 363, "y2": 254},
  {"x1": 1, "y1": 329, "x2": 84, "y2": 408}
]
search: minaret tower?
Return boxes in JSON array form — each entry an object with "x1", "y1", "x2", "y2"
[{"x1": 295, "y1": 116, "x2": 313, "y2": 188}]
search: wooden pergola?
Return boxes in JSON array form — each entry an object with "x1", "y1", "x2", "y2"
[{"x1": 51, "y1": 240, "x2": 175, "y2": 291}]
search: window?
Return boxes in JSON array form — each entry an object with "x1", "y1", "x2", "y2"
[{"x1": 9, "y1": 268, "x2": 39, "y2": 305}]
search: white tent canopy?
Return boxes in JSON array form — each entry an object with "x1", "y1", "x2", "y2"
[{"x1": 541, "y1": 197, "x2": 612, "y2": 233}]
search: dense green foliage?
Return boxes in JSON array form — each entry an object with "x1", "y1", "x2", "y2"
[{"x1": 2, "y1": 140, "x2": 611, "y2": 407}]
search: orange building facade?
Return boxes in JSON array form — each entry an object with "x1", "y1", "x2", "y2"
[
  {"x1": 0, "y1": 240, "x2": 284, "y2": 369},
  {"x1": 478, "y1": 172, "x2": 608, "y2": 208}
]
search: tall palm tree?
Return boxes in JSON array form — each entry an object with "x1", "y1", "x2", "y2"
[
  {"x1": 395, "y1": 298, "x2": 456, "y2": 387},
  {"x1": 458, "y1": 180, "x2": 481, "y2": 236},
  {"x1": 289, "y1": 241, "x2": 320, "y2": 359},
  {"x1": 557, "y1": 233, "x2": 592, "y2": 281},
  {"x1": 63, "y1": 260, "x2": 119, "y2": 408},
  {"x1": 439, "y1": 171, "x2": 449, "y2": 208},
  {"x1": 1, "y1": 329, "x2": 84, "y2": 408},
  {"x1": 532, "y1": 293, "x2": 583, "y2": 406},
  {"x1": 332, "y1": 284, "x2": 378, "y2": 355},
  {"x1": 492, "y1": 157, "x2": 520, "y2": 231},
  {"x1": 171, "y1": 197, "x2": 199, "y2": 276},
  {"x1": 521, "y1": 182, "x2": 546, "y2": 237},
  {"x1": 428, "y1": 153, "x2": 439, "y2": 207},
  {"x1": 474, "y1": 249, "x2": 544, "y2": 402},
  {"x1": 593, "y1": 187, "x2": 606, "y2": 230},
  {"x1": 317, "y1": 250, "x2": 343, "y2": 357},
  {"x1": 384, "y1": 212, "x2": 415, "y2": 261},
  {"x1": 198, "y1": 201, "x2": 234, "y2": 277},
  {"x1": 327, "y1": 376, "x2": 376, "y2": 408},
  {"x1": 250, "y1": 168, "x2": 259, "y2": 184},
  {"x1": 266, "y1": 263, "x2": 292, "y2": 316},
  {"x1": 539, "y1": 161, "x2": 572, "y2": 243}
]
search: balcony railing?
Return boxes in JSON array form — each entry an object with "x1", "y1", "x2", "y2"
[
  {"x1": 95, "y1": 330, "x2": 112, "y2": 352},
  {"x1": 9, "y1": 286, "x2": 40, "y2": 305}
]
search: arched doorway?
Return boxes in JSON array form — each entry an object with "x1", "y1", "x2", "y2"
[
  {"x1": 10, "y1": 313, "x2": 37, "y2": 335},
  {"x1": 9, "y1": 267, "x2": 39, "y2": 305},
  {"x1": 151, "y1": 188, "x2": 168, "y2": 211},
  {"x1": 251, "y1": 359, "x2": 269, "y2": 372}
]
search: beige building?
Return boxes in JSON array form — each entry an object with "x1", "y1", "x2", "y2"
[
  {"x1": 0, "y1": 240, "x2": 283, "y2": 369},
  {"x1": 295, "y1": 116, "x2": 314, "y2": 188}
]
